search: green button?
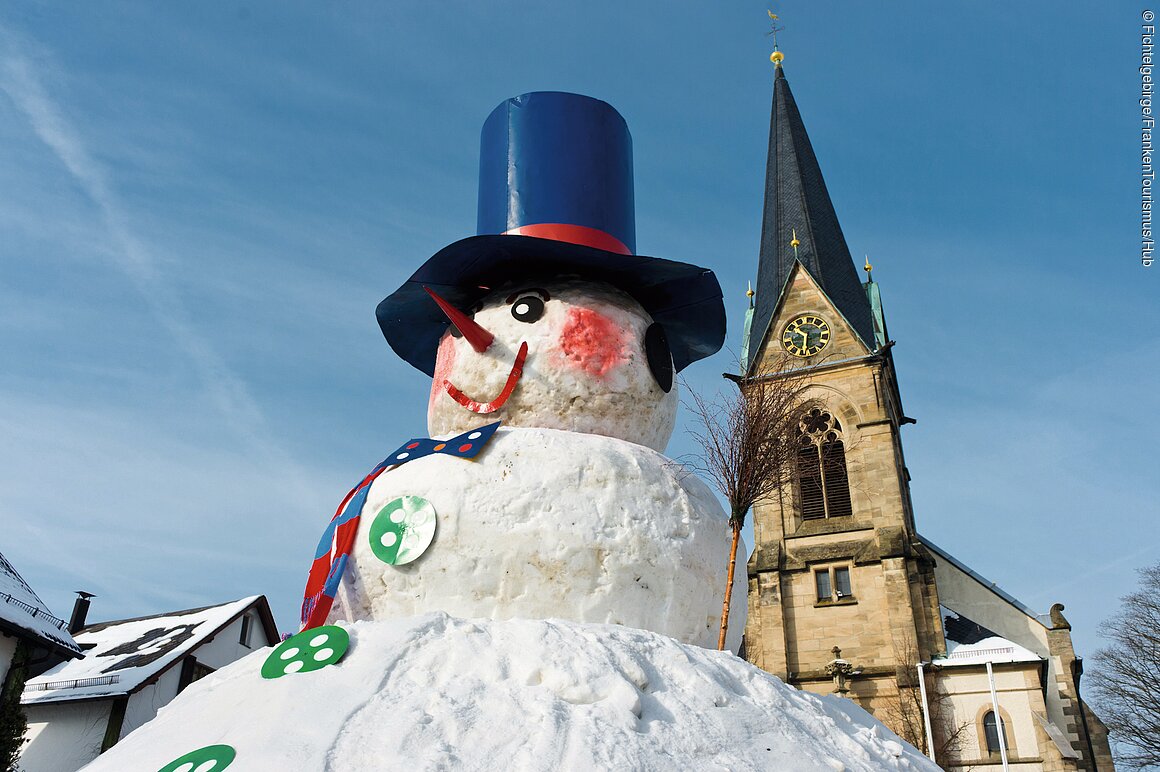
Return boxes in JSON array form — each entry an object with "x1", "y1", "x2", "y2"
[
  {"x1": 158, "y1": 744, "x2": 236, "y2": 772},
  {"x1": 369, "y1": 495, "x2": 437, "y2": 565},
  {"x1": 260, "y1": 625, "x2": 349, "y2": 679}
]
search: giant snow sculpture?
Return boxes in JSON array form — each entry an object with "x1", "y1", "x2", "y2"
[{"x1": 80, "y1": 92, "x2": 938, "y2": 772}]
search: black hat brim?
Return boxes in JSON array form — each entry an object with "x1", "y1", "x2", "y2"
[{"x1": 377, "y1": 234, "x2": 726, "y2": 377}]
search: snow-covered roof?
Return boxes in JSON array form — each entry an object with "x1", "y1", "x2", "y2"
[
  {"x1": 0, "y1": 551, "x2": 81, "y2": 657},
  {"x1": 22, "y1": 596, "x2": 260, "y2": 705},
  {"x1": 937, "y1": 606, "x2": 1042, "y2": 667},
  {"x1": 941, "y1": 635, "x2": 1042, "y2": 667}
]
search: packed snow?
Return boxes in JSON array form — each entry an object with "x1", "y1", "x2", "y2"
[
  {"x1": 334, "y1": 427, "x2": 746, "y2": 652},
  {"x1": 83, "y1": 614, "x2": 938, "y2": 771}
]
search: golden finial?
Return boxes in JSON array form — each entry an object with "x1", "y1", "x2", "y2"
[
  {"x1": 864, "y1": 255, "x2": 873, "y2": 274},
  {"x1": 790, "y1": 228, "x2": 800, "y2": 258},
  {"x1": 745, "y1": 281, "x2": 755, "y2": 299},
  {"x1": 767, "y1": 11, "x2": 785, "y2": 67}
]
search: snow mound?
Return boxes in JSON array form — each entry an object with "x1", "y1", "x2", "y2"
[{"x1": 83, "y1": 615, "x2": 937, "y2": 771}]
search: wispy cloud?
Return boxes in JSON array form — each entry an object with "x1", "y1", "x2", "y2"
[
  {"x1": 0, "y1": 394, "x2": 333, "y2": 629},
  {"x1": 0, "y1": 25, "x2": 309, "y2": 499}
]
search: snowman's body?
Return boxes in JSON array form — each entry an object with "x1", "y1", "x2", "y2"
[
  {"x1": 336, "y1": 279, "x2": 745, "y2": 650},
  {"x1": 334, "y1": 427, "x2": 745, "y2": 650}
]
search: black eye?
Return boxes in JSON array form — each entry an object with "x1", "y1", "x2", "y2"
[{"x1": 511, "y1": 295, "x2": 545, "y2": 323}]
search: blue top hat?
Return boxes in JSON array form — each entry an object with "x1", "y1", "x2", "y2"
[{"x1": 377, "y1": 91, "x2": 725, "y2": 376}]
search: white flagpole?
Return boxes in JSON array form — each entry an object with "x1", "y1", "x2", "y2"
[
  {"x1": 986, "y1": 660, "x2": 1010, "y2": 771},
  {"x1": 916, "y1": 662, "x2": 936, "y2": 761}
]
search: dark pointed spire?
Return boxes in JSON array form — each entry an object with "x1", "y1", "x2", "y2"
[{"x1": 747, "y1": 67, "x2": 877, "y2": 374}]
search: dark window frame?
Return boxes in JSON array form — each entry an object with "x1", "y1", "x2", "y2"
[
  {"x1": 796, "y1": 409, "x2": 853, "y2": 520},
  {"x1": 814, "y1": 564, "x2": 856, "y2": 605},
  {"x1": 983, "y1": 710, "x2": 1009, "y2": 756},
  {"x1": 239, "y1": 613, "x2": 252, "y2": 647}
]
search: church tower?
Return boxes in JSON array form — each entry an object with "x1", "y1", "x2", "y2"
[
  {"x1": 741, "y1": 61, "x2": 945, "y2": 718},
  {"x1": 740, "y1": 59, "x2": 1114, "y2": 771}
]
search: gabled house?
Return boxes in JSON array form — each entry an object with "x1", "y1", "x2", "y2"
[
  {"x1": 0, "y1": 552, "x2": 82, "y2": 682},
  {"x1": 0, "y1": 553, "x2": 83, "y2": 669},
  {"x1": 19, "y1": 595, "x2": 278, "y2": 772},
  {"x1": 0, "y1": 551, "x2": 82, "y2": 769}
]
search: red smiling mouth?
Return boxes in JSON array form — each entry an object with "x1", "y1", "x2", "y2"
[{"x1": 443, "y1": 342, "x2": 529, "y2": 414}]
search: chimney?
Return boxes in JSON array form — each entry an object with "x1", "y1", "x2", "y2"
[{"x1": 69, "y1": 591, "x2": 95, "y2": 634}]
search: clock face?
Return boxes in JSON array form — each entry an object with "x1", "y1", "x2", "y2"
[{"x1": 782, "y1": 314, "x2": 831, "y2": 357}]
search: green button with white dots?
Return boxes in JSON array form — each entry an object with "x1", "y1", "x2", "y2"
[
  {"x1": 261, "y1": 625, "x2": 349, "y2": 679},
  {"x1": 369, "y1": 495, "x2": 437, "y2": 565},
  {"x1": 158, "y1": 744, "x2": 236, "y2": 772}
]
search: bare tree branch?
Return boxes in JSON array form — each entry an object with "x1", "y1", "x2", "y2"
[
  {"x1": 683, "y1": 354, "x2": 822, "y2": 650},
  {"x1": 880, "y1": 636, "x2": 971, "y2": 767},
  {"x1": 684, "y1": 356, "x2": 820, "y2": 525},
  {"x1": 1089, "y1": 562, "x2": 1160, "y2": 770}
]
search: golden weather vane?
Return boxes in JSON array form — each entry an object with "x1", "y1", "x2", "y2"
[{"x1": 766, "y1": 10, "x2": 785, "y2": 67}]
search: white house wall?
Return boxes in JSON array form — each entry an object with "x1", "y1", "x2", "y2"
[
  {"x1": 122, "y1": 665, "x2": 182, "y2": 739},
  {"x1": 937, "y1": 664, "x2": 1049, "y2": 769},
  {"x1": 20, "y1": 699, "x2": 111, "y2": 772},
  {"x1": 192, "y1": 613, "x2": 269, "y2": 668}
]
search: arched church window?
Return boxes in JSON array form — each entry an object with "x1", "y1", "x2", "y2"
[
  {"x1": 983, "y1": 710, "x2": 1008, "y2": 755},
  {"x1": 796, "y1": 408, "x2": 853, "y2": 520}
]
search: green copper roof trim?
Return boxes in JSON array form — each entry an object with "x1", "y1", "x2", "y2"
[
  {"x1": 740, "y1": 302, "x2": 755, "y2": 372},
  {"x1": 864, "y1": 279, "x2": 887, "y2": 350}
]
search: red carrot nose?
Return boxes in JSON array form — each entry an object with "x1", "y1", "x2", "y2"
[{"x1": 423, "y1": 286, "x2": 494, "y2": 353}]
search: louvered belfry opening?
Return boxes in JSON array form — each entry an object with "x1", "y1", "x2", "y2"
[{"x1": 796, "y1": 408, "x2": 853, "y2": 520}]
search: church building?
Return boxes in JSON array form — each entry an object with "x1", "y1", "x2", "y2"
[{"x1": 739, "y1": 60, "x2": 1115, "y2": 771}]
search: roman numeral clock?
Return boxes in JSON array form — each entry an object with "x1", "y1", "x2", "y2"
[{"x1": 781, "y1": 314, "x2": 831, "y2": 357}]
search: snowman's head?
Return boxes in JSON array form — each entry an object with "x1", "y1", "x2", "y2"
[{"x1": 427, "y1": 278, "x2": 678, "y2": 451}]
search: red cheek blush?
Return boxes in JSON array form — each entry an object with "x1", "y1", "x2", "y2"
[
  {"x1": 557, "y1": 307, "x2": 628, "y2": 378},
  {"x1": 429, "y1": 335, "x2": 458, "y2": 411}
]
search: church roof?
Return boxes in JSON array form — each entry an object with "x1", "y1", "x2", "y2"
[
  {"x1": 919, "y1": 535, "x2": 1048, "y2": 625},
  {"x1": 748, "y1": 67, "x2": 876, "y2": 374},
  {"x1": 938, "y1": 606, "x2": 1042, "y2": 666}
]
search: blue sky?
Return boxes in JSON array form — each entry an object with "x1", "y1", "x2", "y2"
[{"x1": 0, "y1": 1, "x2": 1153, "y2": 663}]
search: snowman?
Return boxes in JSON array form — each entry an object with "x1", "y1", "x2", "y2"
[
  {"x1": 79, "y1": 92, "x2": 942, "y2": 772},
  {"x1": 303, "y1": 91, "x2": 744, "y2": 651}
]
